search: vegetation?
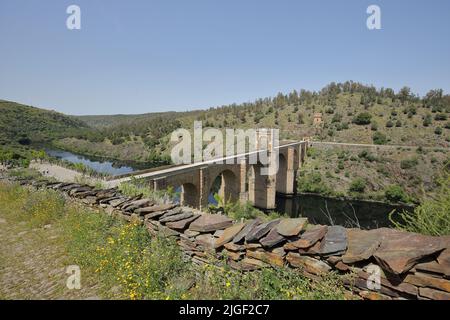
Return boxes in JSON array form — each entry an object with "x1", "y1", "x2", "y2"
[
  {"x1": 384, "y1": 185, "x2": 410, "y2": 203},
  {"x1": 0, "y1": 181, "x2": 349, "y2": 300},
  {"x1": 390, "y1": 174, "x2": 450, "y2": 236}
]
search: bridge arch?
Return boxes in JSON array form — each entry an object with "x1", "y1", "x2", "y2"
[
  {"x1": 180, "y1": 183, "x2": 198, "y2": 208},
  {"x1": 208, "y1": 169, "x2": 240, "y2": 204}
]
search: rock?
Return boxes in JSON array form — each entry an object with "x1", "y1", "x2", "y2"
[
  {"x1": 184, "y1": 229, "x2": 200, "y2": 237},
  {"x1": 144, "y1": 210, "x2": 167, "y2": 220},
  {"x1": 414, "y1": 260, "x2": 450, "y2": 276},
  {"x1": 232, "y1": 219, "x2": 261, "y2": 243},
  {"x1": 123, "y1": 199, "x2": 153, "y2": 212},
  {"x1": 158, "y1": 225, "x2": 180, "y2": 237},
  {"x1": 189, "y1": 214, "x2": 233, "y2": 232},
  {"x1": 224, "y1": 250, "x2": 244, "y2": 261},
  {"x1": 160, "y1": 212, "x2": 193, "y2": 223},
  {"x1": 241, "y1": 257, "x2": 269, "y2": 269},
  {"x1": 224, "y1": 242, "x2": 246, "y2": 252},
  {"x1": 195, "y1": 234, "x2": 216, "y2": 250},
  {"x1": 109, "y1": 198, "x2": 130, "y2": 208},
  {"x1": 286, "y1": 253, "x2": 331, "y2": 275},
  {"x1": 245, "y1": 243, "x2": 263, "y2": 250},
  {"x1": 259, "y1": 228, "x2": 286, "y2": 248},
  {"x1": 342, "y1": 229, "x2": 381, "y2": 264},
  {"x1": 319, "y1": 225, "x2": 347, "y2": 256},
  {"x1": 159, "y1": 207, "x2": 183, "y2": 220},
  {"x1": 373, "y1": 229, "x2": 447, "y2": 275},
  {"x1": 358, "y1": 269, "x2": 418, "y2": 296},
  {"x1": 418, "y1": 287, "x2": 450, "y2": 300},
  {"x1": 404, "y1": 273, "x2": 450, "y2": 292},
  {"x1": 245, "y1": 219, "x2": 280, "y2": 242},
  {"x1": 213, "y1": 230, "x2": 224, "y2": 237},
  {"x1": 215, "y1": 223, "x2": 246, "y2": 248},
  {"x1": 335, "y1": 261, "x2": 351, "y2": 272},
  {"x1": 228, "y1": 259, "x2": 260, "y2": 271},
  {"x1": 246, "y1": 250, "x2": 284, "y2": 267},
  {"x1": 284, "y1": 225, "x2": 327, "y2": 249},
  {"x1": 271, "y1": 247, "x2": 286, "y2": 257},
  {"x1": 166, "y1": 215, "x2": 200, "y2": 231},
  {"x1": 437, "y1": 248, "x2": 450, "y2": 275},
  {"x1": 298, "y1": 239, "x2": 322, "y2": 255},
  {"x1": 359, "y1": 290, "x2": 392, "y2": 300},
  {"x1": 276, "y1": 218, "x2": 308, "y2": 237}
]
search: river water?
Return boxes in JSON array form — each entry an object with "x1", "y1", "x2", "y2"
[{"x1": 46, "y1": 148, "x2": 412, "y2": 229}]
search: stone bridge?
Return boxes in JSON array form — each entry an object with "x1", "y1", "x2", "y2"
[{"x1": 108, "y1": 137, "x2": 309, "y2": 210}]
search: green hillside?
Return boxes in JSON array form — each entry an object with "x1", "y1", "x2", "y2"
[{"x1": 0, "y1": 100, "x2": 87, "y2": 146}]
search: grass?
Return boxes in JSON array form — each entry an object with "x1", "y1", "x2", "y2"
[
  {"x1": 390, "y1": 174, "x2": 450, "y2": 236},
  {"x1": 0, "y1": 181, "x2": 350, "y2": 300}
]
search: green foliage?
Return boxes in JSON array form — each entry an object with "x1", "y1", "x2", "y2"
[
  {"x1": 435, "y1": 127, "x2": 443, "y2": 135},
  {"x1": 390, "y1": 175, "x2": 450, "y2": 236},
  {"x1": 384, "y1": 185, "x2": 410, "y2": 203},
  {"x1": 372, "y1": 132, "x2": 388, "y2": 145},
  {"x1": 400, "y1": 158, "x2": 419, "y2": 169},
  {"x1": 297, "y1": 172, "x2": 332, "y2": 195},
  {"x1": 348, "y1": 178, "x2": 366, "y2": 193},
  {"x1": 352, "y1": 112, "x2": 372, "y2": 125}
]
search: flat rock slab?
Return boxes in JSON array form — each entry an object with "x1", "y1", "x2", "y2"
[
  {"x1": 136, "y1": 203, "x2": 177, "y2": 215},
  {"x1": 160, "y1": 212, "x2": 193, "y2": 224},
  {"x1": 373, "y1": 229, "x2": 447, "y2": 275},
  {"x1": 246, "y1": 250, "x2": 284, "y2": 267},
  {"x1": 233, "y1": 219, "x2": 261, "y2": 243},
  {"x1": 260, "y1": 228, "x2": 286, "y2": 248},
  {"x1": 319, "y1": 225, "x2": 347, "y2": 256},
  {"x1": 189, "y1": 214, "x2": 233, "y2": 232},
  {"x1": 276, "y1": 218, "x2": 308, "y2": 237},
  {"x1": 195, "y1": 234, "x2": 216, "y2": 250},
  {"x1": 215, "y1": 223, "x2": 246, "y2": 248},
  {"x1": 245, "y1": 219, "x2": 280, "y2": 242},
  {"x1": 284, "y1": 225, "x2": 327, "y2": 250},
  {"x1": 166, "y1": 215, "x2": 200, "y2": 231},
  {"x1": 342, "y1": 229, "x2": 381, "y2": 264},
  {"x1": 286, "y1": 252, "x2": 331, "y2": 275},
  {"x1": 158, "y1": 207, "x2": 184, "y2": 220},
  {"x1": 123, "y1": 199, "x2": 153, "y2": 211},
  {"x1": 224, "y1": 242, "x2": 246, "y2": 252}
]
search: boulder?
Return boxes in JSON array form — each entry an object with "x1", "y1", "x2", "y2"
[
  {"x1": 195, "y1": 234, "x2": 216, "y2": 250},
  {"x1": 189, "y1": 214, "x2": 233, "y2": 232},
  {"x1": 276, "y1": 218, "x2": 308, "y2": 237}
]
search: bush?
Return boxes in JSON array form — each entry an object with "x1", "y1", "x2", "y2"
[
  {"x1": 386, "y1": 120, "x2": 394, "y2": 128},
  {"x1": 390, "y1": 175, "x2": 450, "y2": 236},
  {"x1": 400, "y1": 158, "x2": 418, "y2": 169},
  {"x1": 384, "y1": 185, "x2": 410, "y2": 203},
  {"x1": 372, "y1": 132, "x2": 387, "y2": 145},
  {"x1": 352, "y1": 112, "x2": 372, "y2": 125},
  {"x1": 297, "y1": 172, "x2": 332, "y2": 195},
  {"x1": 349, "y1": 178, "x2": 366, "y2": 193},
  {"x1": 435, "y1": 127, "x2": 443, "y2": 135}
]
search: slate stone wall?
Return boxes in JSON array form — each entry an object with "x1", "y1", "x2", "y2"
[{"x1": 10, "y1": 177, "x2": 450, "y2": 300}]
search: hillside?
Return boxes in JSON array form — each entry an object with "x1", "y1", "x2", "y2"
[{"x1": 0, "y1": 100, "x2": 87, "y2": 146}]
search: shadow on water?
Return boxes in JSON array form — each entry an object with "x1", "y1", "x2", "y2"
[{"x1": 276, "y1": 194, "x2": 414, "y2": 229}]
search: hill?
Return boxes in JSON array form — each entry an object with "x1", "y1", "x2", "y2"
[{"x1": 0, "y1": 100, "x2": 87, "y2": 146}]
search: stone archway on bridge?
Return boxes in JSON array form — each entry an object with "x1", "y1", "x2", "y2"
[
  {"x1": 180, "y1": 183, "x2": 198, "y2": 208},
  {"x1": 247, "y1": 163, "x2": 276, "y2": 209},
  {"x1": 208, "y1": 169, "x2": 240, "y2": 204}
]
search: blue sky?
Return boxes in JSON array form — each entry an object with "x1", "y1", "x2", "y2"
[{"x1": 0, "y1": 0, "x2": 449, "y2": 115}]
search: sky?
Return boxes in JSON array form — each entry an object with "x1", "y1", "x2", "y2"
[{"x1": 0, "y1": 0, "x2": 449, "y2": 115}]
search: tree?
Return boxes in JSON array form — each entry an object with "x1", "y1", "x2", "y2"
[{"x1": 352, "y1": 112, "x2": 372, "y2": 125}]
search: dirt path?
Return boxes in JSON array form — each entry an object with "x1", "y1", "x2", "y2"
[
  {"x1": 29, "y1": 161, "x2": 103, "y2": 185},
  {"x1": 0, "y1": 213, "x2": 102, "y2": 300}
]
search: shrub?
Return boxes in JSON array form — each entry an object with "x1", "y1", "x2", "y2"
[
  {"x1": 372, "y1": 132, "x2": 387, "y2": 145},
  {"x1": 384, "y1": 185, "x2": 410, "y2": 203},
  {"x1": 390, "y1": 175, "x2": 450, "y2": 236},
  {"x1": 386, "y1": 120, "x2": 394, "y2": 128},
  {"x1": 297, "y1": 172, "x2": 332, "y2": 195},
  {"x1": 423, "y1": 114, "x2": 432, "y2": 127},
  {"x1": 352, "y1": 112, "x2": 372, "y2": 125},
  {"x1": 348, "y1": 178, "x2": 366, "y2": 193},
  {"x1": 370, "y1": 121, "x2": 378, "y2": 131},
  {"x1": 435, "y1": 113, "x2": 447, "y2": 121},
  {"x1": 400, "y1": 158, "x2": 418, "y2": 169},
  {"x1": 435, "y1": 127, "x2": 443, "y2": 135}
]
